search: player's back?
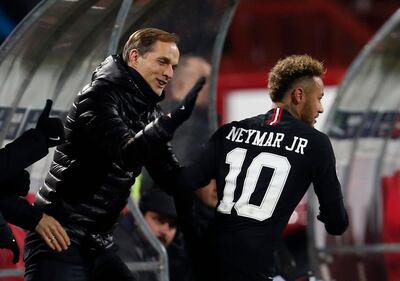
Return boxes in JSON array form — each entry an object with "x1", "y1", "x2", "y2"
[{"x1": 209, "y1": 108, "x2": 335, "y2": 280}]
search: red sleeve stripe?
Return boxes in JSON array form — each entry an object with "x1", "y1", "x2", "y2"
[{"x1": 267, "y1": 108, "x2": 282, "y2": 125}]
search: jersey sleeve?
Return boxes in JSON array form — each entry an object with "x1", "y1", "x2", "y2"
[
  {"x1": 312, "y1": 133, "x2": 348, "y2": 235},
  {"x1": 144, "y1": 141, "x2": 181, "y2": 194},
  {"x1": 177, "y1": 129, "x2": 220, "y2": 191}
]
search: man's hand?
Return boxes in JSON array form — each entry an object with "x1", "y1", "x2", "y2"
[
  {"x1": 0, "y1": 221, "x2": 20, "y2": 263},
  {"x1": 122, "y1": 77, "x2": 206, "y2": 168},
  {"x1": 36, "y1": 99, "x2": 65, "y2": 147},
  {"x1": 35, "y1": 213, "x2": 71, "y2": 252},
  {"x1": 159, "y1": 77, "x2": 206, "y2": 135},
  {"x1": 0, "y1": 170, "x2": 30, "y2": 197}
]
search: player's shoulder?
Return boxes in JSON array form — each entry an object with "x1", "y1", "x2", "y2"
[
  {"x1": 310, "y1": 127, "x2": 331, "y2": 143},
  {"x1": 305, "y1": 127, "x2": 334, "y2": 154},
  {"x1": 292, "y1": 119, "x2": 329, "y2": 140}
]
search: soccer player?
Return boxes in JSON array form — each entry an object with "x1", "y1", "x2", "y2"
[{"x1": 179, "y1": 55, "x2": 349, "y2": 281}]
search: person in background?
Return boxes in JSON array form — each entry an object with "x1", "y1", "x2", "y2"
[
  {"x1": 163, "y1": 55, "x2": 217, "y2": 281},
  {"x1": 115, "y1": 189, "x2": 178, "y2": 256},
  {"x1": 140, "y1": 189, "x2": 178, "y2": 248},
  {"x1": 94, "y1": 189, "x2": 181, "y2": 281},
  {"x1": 164, "y1": 55, "x2": 212, "y2": 165}
]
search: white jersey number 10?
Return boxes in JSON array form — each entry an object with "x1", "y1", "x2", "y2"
[{"x1": 217, "y1": 148, "x2": 291, "y2": 221}]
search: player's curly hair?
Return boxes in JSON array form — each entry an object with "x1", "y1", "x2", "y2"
[{"x1": 268, "y1": 55, "x2": 325, "y2": 102}]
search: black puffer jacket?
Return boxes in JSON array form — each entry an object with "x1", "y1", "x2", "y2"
[{"x1": 35, "y1": 55, "x2": 180, "y2": 244}]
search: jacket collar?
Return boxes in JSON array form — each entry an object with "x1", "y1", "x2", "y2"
[
  {"x1": 92, "y1": 55, "x2": 165, "y2": 105},
  {"x1": 125, "y1": 63, "x2": 166, "y2": 104}
]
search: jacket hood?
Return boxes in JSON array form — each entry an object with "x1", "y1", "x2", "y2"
[{"x1": 92, "y1": 55, "x2": 165, "y2": 105}]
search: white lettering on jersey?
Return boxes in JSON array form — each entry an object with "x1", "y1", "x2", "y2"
[
  {"x1": 263, "y1": 132, "x2": 274, "y2": 146},
  {"x1": 252, "y1": 131, "x2": 268, "y2": 146},
  {"x1": 285, "y1": 136, "x2": 308, "y2": 154},
  {"x1": 226, "y1": 126, "x2": 307, "y2": 154},
  {"x1": 295, "y1": 138, "x2": 308, "y2": 154},
  {"x1": 272, "y1": 133, "x2": 285, "y2": 147},
  {"x1": 245, "y1": 129, "x2": 257, "y2": 143},
  {"x1": 226, "y1": 126, "x2": 240, "y2": 141},
  {"x1": 236, "y1": 128, "x2": 246, "y2": 143}
]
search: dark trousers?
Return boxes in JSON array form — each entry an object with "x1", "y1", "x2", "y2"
[
  {"x1": 24, "y1": 245, "x2": 136, "y2": 281},
  {"x1": 24, "y1": 245, "x2": 91, "y2": 281}
]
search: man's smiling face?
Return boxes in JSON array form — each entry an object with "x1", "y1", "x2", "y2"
[{"x1": 128, "y1": 40, "x2": 180, "y2": 95}]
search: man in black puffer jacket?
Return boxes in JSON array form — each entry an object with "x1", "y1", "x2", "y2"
[{"x1": 24, "y1": 28, "x2": 205, "y2": 281}]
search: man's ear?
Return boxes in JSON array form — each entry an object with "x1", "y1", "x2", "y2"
[
  {"x1": 291, "y1": 87, "x2": 304, "y2": 105},
  {"x1": 128, "y1": 49, "x2": 139, "y2": 66}
]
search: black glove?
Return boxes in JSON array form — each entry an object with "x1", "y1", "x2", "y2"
[
  {"x1": 0, "y1": 170, "x2": 30, "y2": 197},
  {"x1": 122, "y1": 77, "x2": 206, "y2": 169},
  {"x1": 36, "y1": 99, "x2": 65, "y2": 147},
  {"x1": 159, "y1": 76, "x2": 206, "y2": 135},
  {"x1": 0, "y1": 215, "x2": 20, "y2": 264}
]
